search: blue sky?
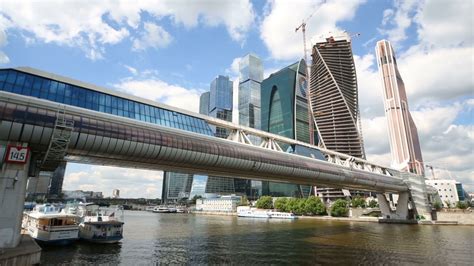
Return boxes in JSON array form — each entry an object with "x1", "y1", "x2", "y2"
[{"x1": 0, "y1": 0, "x2": 472, "y2": 197}]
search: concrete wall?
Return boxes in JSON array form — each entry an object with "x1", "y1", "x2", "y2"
[
  {"x1": 0, "y1": 142, "x2": 30, "y2": 248},
  {"x1": 436, "y1": 210, "x2": 474, "y2": 225}
]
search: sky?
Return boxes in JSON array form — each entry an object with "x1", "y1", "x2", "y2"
[{"x1": 0, "y1": 0, "x2": 472, "y2": 197}]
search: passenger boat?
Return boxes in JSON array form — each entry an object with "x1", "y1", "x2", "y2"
[
  {"x1": 24, "y1": 204, "x2": 79, "y2": 245},
  {"x1": 72, "y1": 203, "x2": 124, "y2": 244},
  {"x1": 267, "y1": 211, "x2": 298, "y2": 219},
  {"x1": 237, "y1": 206, "x2": 270, "y2": 218},
  {"x1": 153, "y1": 206, "x2": 177, "y2": 213}
]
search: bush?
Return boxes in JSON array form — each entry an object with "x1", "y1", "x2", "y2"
[
  {"x1": 456, "y1": 201, "x2": 468, "y2": 210},
  {"x1": 274, "y1": 198, "x2": 288, "y2": 212},
  {"x1": 444, "y1": 201, "x2": 452, "y2": 208},
  {"x1": 304, "y1": 196, "x2": 327, "y2": 215},
  {"x1": 368, "y1": 199, "x2": 378, "y2": 208},
  {"x1": 286, "y1": 198, "x2": 303, "y2": 215},
  {"x1": 330, "y1": 199, "x2": 349, "y2": 217},
  {"x1": 256, "y1": 196, "x2": 273, "y2": 209},
  {"x1": 351, "y1": 196, "x2": 366, "y2": 208},
  {"x1": 433, "y1": 201, "x2": 442, "y2": 211}
]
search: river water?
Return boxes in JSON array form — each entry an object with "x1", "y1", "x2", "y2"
[{"x1": 40, "y1": 211, "x2": 473, "y2": 265}]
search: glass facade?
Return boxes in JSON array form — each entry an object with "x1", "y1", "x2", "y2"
[
  {"x1": 239, "y1": 54, "x2": 263, "y2": 129},
  {"x1": 162, "y1": 172, "x2": 194, "y2": 203},
  {"x1": 0, "y1": 69, "x2": 213, "y2": 136},
  {"x1": 0, "y1": 68, "x2": 214, "y2": 200},
  {"x1": 199, "y1": 91, "x2": 210, "y2": 115},
  {"x1": 260, "y1": 60, "x2": 318, "y2": 197}
]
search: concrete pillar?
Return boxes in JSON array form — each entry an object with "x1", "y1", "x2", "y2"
[
  {"x1": 395, "y1": 192, "x2": 409, "y2": 219},
  {"x1": 377, "y1": 193, "x2": 392, "y2": 219},
  {"x1": 0, "y1": 142, "x2": 30, "y2": 248}
]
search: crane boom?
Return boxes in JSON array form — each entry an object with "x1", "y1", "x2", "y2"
[{"x1": 295, "y1": 0, "x2": 326, "y2": 146}]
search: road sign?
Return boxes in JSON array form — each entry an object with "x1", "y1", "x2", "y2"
[{"x1": 5, "y1": 145, "x2": 30, "y2": 164}]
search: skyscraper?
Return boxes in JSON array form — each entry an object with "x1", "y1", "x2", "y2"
[
  {"x1": 199, "y1": 91, "x2": 210, "y2": 115},
  {"x1": 375, "y1": 40, "x2": 424, "y2": 175},
  {"x1": 239, "y1": 54, "x2": 263, "y2": 129},
  {"x1": 260, "y1": 59, "x2": 316, "y2": 197},
  {"x1": 161, "y1": 171, "x2": 194, "y2": 203},
  {"x1": 209, "y1": 75, "x2": 233, "y2": 138},
  {"x1": 310, "y1": 31, "x2": 365, "y2": 158}
]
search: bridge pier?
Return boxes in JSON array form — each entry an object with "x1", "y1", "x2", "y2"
[
  {"x1": 377, "y1": 192, "x2": 411, "y2": 220},
  {"x1": 0, "y1": 142, "x2": 31, "y2": 248}
]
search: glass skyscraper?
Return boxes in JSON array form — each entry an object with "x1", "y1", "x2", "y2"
[
  {"x1": 260, "y1": 59, "x2": 316, "y2": 197},
  {"x1": 239, "y1": 54, "x2": 262, "y2": 129},
  {"x1": 161, "y1": 172, "x2": 194, "y2": 203},
  {"x1": 199, "y1": 91, "x2": 210, "y2": 115},
  {"x1": 209, "y1": 75, "x2": 233, "y2": 138}
]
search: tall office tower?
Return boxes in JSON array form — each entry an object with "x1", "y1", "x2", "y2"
[
  {"x1": 161, "y1": 172, "x2": 194, "y2": 203},
  {"x1": 209, "y1": 75, "x2": 233, "y2": 138},
  {"x1": 310, "y1": 31, "x2": 365, "y2": 158},
  {"x1": 199, "y1": 91, "x2": 210, "y2": 115},
  {"x1": 239, "y1": 54, "x2": 263, "y2": 129},
  {"x1": 205, "y1": 75, "x2": 237, "y2": 194},
  {"x1": 375, "y1": 40, "x2": 424, "y2": 175},
  {"x1": 47, "y1": 162, "x2": 66, "y2": 198},
  {"x1": 261, "y1": 59, "x2": 316, "y2": 197}
]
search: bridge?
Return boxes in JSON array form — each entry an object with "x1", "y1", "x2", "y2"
[{"x1": 0, "y1": 67, "x2": 432, "y2": 248}]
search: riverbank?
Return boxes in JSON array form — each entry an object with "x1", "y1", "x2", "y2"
[{"x1": 191, "y1": 210, "x2": 473, "y2": 225}]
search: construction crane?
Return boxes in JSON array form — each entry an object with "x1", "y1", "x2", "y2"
[{"x1": 295, "y1": 0, "x2": 326, "y2": 146}]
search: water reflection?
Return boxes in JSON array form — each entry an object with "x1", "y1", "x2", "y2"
[{"x1": 41, "y1": 211, "x2": 473, "y2": 265}]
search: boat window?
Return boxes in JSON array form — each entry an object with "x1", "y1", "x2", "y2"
[{"x1": 50, "y1": 218, "x2": 63, "y2": 226}]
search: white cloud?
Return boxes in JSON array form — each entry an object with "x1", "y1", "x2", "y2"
[
  {"x1": 415, "y1": 0, "x2": 473, "y2": 48},
  {"x1": 226, "y1": 57, "x2": 242, "y2": 78},
  {"x1": 260, "y1": 0, "x2": 366, "y2": 61},
  {"x1": 0, "y1": 0, "x2": 255, "y2": 59},
  {"x1": 63, "y1": 164, "x2": 163, "y2": 198},
  {"x1": 123, "y1": 64, "x2": 138, "y2": 75},
  {"x1": 377, "y1": 0, "x2": 418, "y2": 46},
  {"x1": 132, "y1": 22, "x2": 172, "y2": 51},
  {"x1": 113, "y1": 71, "x2": 204, "y2": 113},
  {"x1": 0, "y1": 28, "x2": 9, "y2": 64}
]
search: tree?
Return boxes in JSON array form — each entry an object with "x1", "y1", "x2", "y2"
[
  {"x1": 456, "y1": 201, "x2": 468, "y2": 210},
  {"x1": 274, "y1": 197, "x2": 288, "y2": 212},
  {"x1": 432, "y1": 201, "x2": 442, "y2": 211},
  {"x1": 368, "y1": 199, "x2": 378, "y2": 208},
  {"x1": 304, "y1": 196, "x2": 326, "y2": 215},
  {"x1": 330, "y1": 199, "x2": 349, "y2": 217},
  {"x1": 286, "y1": 198, "x2": 301, "y2": 214},
  {"x1": 256, "y1": 196, "x2": 273, "y2": 209},
  {"x1": 351, "y1": 196, "x2": 366, "y2": 208}
]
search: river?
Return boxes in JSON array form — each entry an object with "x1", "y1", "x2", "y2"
[{"x1": 40, "y1": 211, "x2": 473, "y2": 265}]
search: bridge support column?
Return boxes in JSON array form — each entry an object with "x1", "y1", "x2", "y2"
[
  {"x1": 377, "y1": 192, "x2": 410, "y2": 220},
  {"x1": 0, "y1": 142, "x2": 31, "y2": 248}
]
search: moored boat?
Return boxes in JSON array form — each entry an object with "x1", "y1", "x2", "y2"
[
  {"x1": 71, "y1": 203, "x2": 124, "y2": 244},
  {"x1": 152, "y1": 206, "x2": 177, "y2": 213},
  {"x1": 237, "y1": 206, "x2": 270, "y2": 218},
  {"x1": 24, "y1": 204, "x2": 79, "y2": 245}
]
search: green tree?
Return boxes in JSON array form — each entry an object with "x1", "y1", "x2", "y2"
[
  {"x1": 432, "y1": 201, "x2": 442, "y2": 211},
  {"x1": 351, "y1": 196, "x2": 366, "y2": 208},
  {"x1": 456, "y1": 201, "x2": 468, "y2": 209},
  {"x1": 368, "y1": 199, "x2": 378, "y2": 208},
  {"x1": 239, "y1": 195, "x2": 249, "y2": 206},
  {"x1": 189, "y1": 195, "x2": 202, "y2": 204},
  {"x1": 286, "y1": 198, "x2": 301, "y2": 214},
  {"x1": 330, "y1": 199, "x2": 349, "y2": 217},
  {"x1": 256, "y1": 196, "x2": 273, "y2": 209},
  {"x1": 304, "y1": 196, "x2": 326, "y2": 215},
  {"x1": 274, "y1": 197, "x2": 288, "y2": 212}
]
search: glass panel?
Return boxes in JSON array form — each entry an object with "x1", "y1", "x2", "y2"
[
  {"x1": 0, "y1": 70, "x2": 7, "y2": 82},
  {"x1": 6, "y1": 70, "x2": 17, "y2": 84}
]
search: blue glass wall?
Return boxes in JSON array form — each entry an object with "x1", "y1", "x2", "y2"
[{"x1": 0, "y1": 69, "x2": 213, "y2": 136}]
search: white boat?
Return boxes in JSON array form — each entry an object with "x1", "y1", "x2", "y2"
[
  {"x1": 237, "y1": 206, "x2": 297, "y2": 219},
  {"x1": 267, "y1": 211, "x2": 298, "y2": 219},
  {"x1": 145, "y1": 205, "x2": 157, "y2": 212},
  {"x1": 237, "y1": 206, "x2": 270, "y2": 218},
  {"x1": 153, "y1": 206, "x2": 177, "y2": 213},
  {"x1": 68, "y1": 203, "x2": 124, "y2": 244},
  {"x1": 24, "y1": 204, "x2": 79, "y2": 245}
]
